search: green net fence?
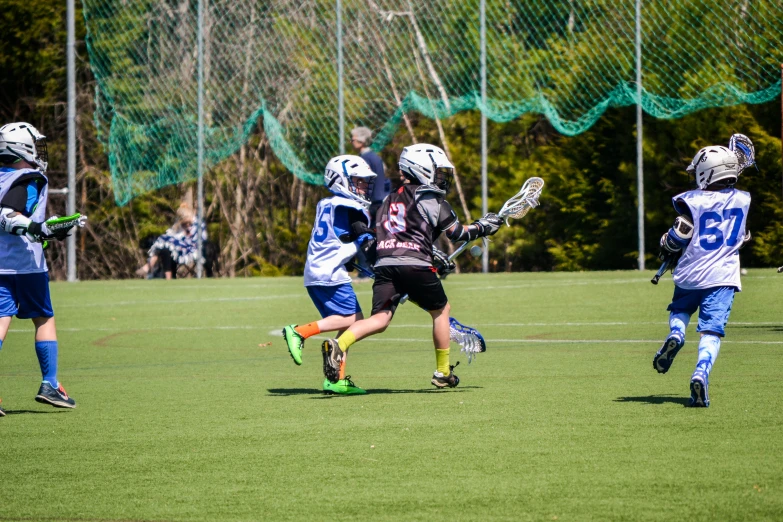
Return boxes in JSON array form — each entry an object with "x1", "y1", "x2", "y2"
[{"x1": 83, "y1": 0, "x2": 783, "y2": 205}]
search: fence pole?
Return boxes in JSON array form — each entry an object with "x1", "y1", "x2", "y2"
[
  {"x1": 337, "y1": 0, "x2": 345, "y2": 154},
  {"x1": 635, "y1": 0, "x2": 645, "y2": 270},
  {"x1": 480, "y1": 0, "x2": 488, "y2": 273},
  {"x1": 67, "y1": 0, "x2": 77, "y2": 281},
  {"x1": 196, "y1": 0, "x2": 204, "y2": 278}
]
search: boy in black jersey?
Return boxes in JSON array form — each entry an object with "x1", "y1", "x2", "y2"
[{"x1": 321, "y1": 144, "x2": 503, "y2": 389}]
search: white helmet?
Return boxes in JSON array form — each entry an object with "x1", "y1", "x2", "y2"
[
  {"x1": 324, "y1": 155, "x2": 377, "y2": 207},
  {"x1": 0, "y1": 122, "x2": 48, "y2": 172},
  {"x1": 398, "y1": 144, "x2": 454, "y2": 194},
  {"x1": 687, "y1": 145, "x2": 738, "y2": 190}
]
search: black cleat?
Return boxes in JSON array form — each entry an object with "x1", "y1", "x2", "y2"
[
  {"x1": 0, "y1": 398, "x2": 5, "y2": 417},
  {"x1": 321, "y1": 339, "x2": 343, "y2": 384},
  {"x1": 35, "y1": 382, "x2": 76, "y2": 409},
  {"x1": 431, "y1": 362, "x2": 460, "y2": 388}
]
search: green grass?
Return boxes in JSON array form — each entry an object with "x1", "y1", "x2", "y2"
[{"x1": 1, "y1": 270, "x2": 782, "y2": 521}]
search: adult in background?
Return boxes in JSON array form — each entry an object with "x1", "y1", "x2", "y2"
[
  {"x1": 350, "y1": 127, "x2": 389, "y2": 278},
  {"x1": 350, "y1": 127, "x2": 389, "y2": 222},
  {"x1": 136, "y1": 204, "x2": 209, "y2": 279}
]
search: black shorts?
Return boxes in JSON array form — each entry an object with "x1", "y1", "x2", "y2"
[{"x1": 371, "y1": 265, "x2": 448, "y2": 315}]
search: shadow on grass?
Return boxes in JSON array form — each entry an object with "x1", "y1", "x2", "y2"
[
  {"x1": 614, "y1": 394, "x2": 690, "y2": 406},
  {"x1": 3, "y1": 409, "x2": 67, "y2": 415},
  {"x1": 729, "y1": 325, "x2": 783, "y2": 333},
  {"x1": 267, "y1": 386, "x2": 481, "y2": 397}
]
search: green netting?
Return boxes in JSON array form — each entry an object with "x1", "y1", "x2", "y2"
[{"x1": 82, "y1": 0, "x2": 783, "y2": 205}]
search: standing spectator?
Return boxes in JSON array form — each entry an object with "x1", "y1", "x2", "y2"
[
  {"x1": 350, "y1": 127, "x2": 389, "y2": 222},
  {"x1": 350, "y1": 127, "x2": 388, "y2": 278}
]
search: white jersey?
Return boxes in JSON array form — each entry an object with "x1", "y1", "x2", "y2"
[
  {"x1": 304, "y1": 196, "x2": 370, "y2": 286},
  {"x1": 672, "y1": 188, "x2": 750, "y2": 291},
  {"x1": 0, "y1": 167, "x2": 49, "y2": 275}
]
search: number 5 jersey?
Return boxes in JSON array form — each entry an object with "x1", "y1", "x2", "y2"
[
  {"x1": 672, "y1": 188, "x2": 751, "y2": 291},
  {"x1": 304, "y1": 196, "x2": 371, "y2": 286}
]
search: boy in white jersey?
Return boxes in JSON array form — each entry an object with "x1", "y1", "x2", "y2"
[
  {"x1": 0, "y1": 122, "x2": 86, "y2": 416},
  {"x1": 282, "y1": 155, "x2": 376, "y2": 395},
  {"x1": 653, "y1": 144, "x2": 751, "y2": 407}
]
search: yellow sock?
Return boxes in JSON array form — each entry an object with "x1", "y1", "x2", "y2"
[
  {"x1": 338, "y1": 331, "x2": 357, "y2": 352},
  {"x1": 435, "y1": 347, "x2": 450, "y2": 376}
]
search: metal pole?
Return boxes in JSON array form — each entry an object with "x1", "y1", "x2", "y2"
[
  {"x1": 196, "y1": 0, "x2": 204, "y2": 278},
  {"x1": 337, "y1": 0, "x2": 345, "y2": 154},
  {"x1": 66, "y1": 0, "x2": 77, "y2": 282},
  {"x1": 480, "y1": 0, "x2": 488, "y2": 273},
  {"x1": 635, "y1": 0, "x2": 645, "y2": 270}
]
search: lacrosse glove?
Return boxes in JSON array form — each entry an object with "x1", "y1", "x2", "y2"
[
  {"x1": 1, "y1": 209, "x2": 55, "y2": 242},
  {"x1": 44, "y1": 214, "x2": 88, "y2": 241},
  {"x1": 359, "y1": 235, "x2": 377, "y2": 266},
  {"x1": 740, "y1": 230, "x2": 751, "y2": 249},
  {"x1": 473, "y1": 212, "x2": 503, "y2": 237},
  {"x1": 432, "y1": 247, "x2": 456, "y2": 277},
  {"x1": 658, "y1": 215, "x2": 693, "y2": 261}
]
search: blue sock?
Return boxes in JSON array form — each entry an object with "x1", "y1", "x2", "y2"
[
  {"x1": 669, "y1": 312, "x2": 690, "y2": 338},
  {"x1": 696, "y1": 335, "x2": 721, "y2": 375},
  {"x1": 0, "y1": 338, "x2": 3, "y2": 351},
  {"x1": 34, "y1": 341, "x2": 58, "y2": 387}
]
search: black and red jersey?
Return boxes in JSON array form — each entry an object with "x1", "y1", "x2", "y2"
[{"x1": 375, "y1": 183, "x2": 458, "y2": 266}]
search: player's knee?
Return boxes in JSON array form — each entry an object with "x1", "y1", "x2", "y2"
[
  {"x1": 429, "y1": 302, "x2": 450, "y2": 319},
  {"x1": 372, "y1": 312, "x2": 392, "y2": 332}
]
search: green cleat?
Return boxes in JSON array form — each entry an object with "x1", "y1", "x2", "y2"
[
  {"x1": 282, "y1": 325, "x2": 304, "y2": 365},
  {"x1": 322, "y1": 376, "x2": 367, "y2": 395}
]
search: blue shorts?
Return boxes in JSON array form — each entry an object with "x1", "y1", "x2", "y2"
[
  {"x1": 667, "y1": 285, "x2": 735, "y2": 337},
  {"x1": 306, "y1": 283, "x2": 362, "y2": 318},
  {"x1": 0, "y1": 273, "x2": 54, "y2": 319}
]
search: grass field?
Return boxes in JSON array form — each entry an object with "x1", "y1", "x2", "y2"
[{"x1": 1, "y1": 270, "x2": 782, "y2": 521}]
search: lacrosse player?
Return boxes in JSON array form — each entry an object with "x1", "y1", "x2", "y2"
[
  {"x1": 0, "y1": 122, "x2": 86, "y2": 416},
  {"x1": 282, "y1": 155, "x2": 377, "y2": 395},
  {"x1": 653, "y1": 144, "x2": 751, "y2": 407},
  {"x1": 320, "y1": 144, "x2": 503, "y2": 389}
]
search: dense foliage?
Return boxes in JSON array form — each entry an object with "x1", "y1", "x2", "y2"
[{"x1": 1, "y1": 1, "x2": 781, "y2": 279}]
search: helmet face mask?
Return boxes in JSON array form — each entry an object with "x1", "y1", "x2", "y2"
[
  {"x1": 690, "y1": 145, "x2": 739, "y2": 190},
  {"x1": 433, "y1": 166, "x2": 453, "y2": 193},
  {"x1": 323, "y1": 155, "x2": 377, "y2": 208},
  {"x1": 398, "y1": 144, "x2": 455, "y2": 195},
  {"x1": 0, "y1": 122, "x2": 48, "y2": 172}
]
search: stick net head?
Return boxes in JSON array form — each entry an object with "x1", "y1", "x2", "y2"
[
  {"x1": 449, "y1": 317, "x2": 486, "y2": 364},
  {"x1": 498, "y1": 177, "x2": 544, "y2": 224},
  {"x1": 728, "y1": 133, "x2": 756, "y2": 173}
]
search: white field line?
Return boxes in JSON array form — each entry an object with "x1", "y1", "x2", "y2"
[
  {"x1": 305, "y1": 336, "x2": 783, "y2": 345},
  {"x1": 50, "y1": 272, "x2": 780, "y2": 292},
  {"x1": 10, "y1": 325, "x2": 782, "y2": 345},
  {"x1": 54, "y1": 293, "x2": 306, "y2": 308},
  {"x1": 8, "y1": 320, "x2": 780, "y2": 335}
]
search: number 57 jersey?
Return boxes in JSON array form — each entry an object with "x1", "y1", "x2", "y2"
[{"x1": 672, "y1": 188, "x2": 751, "y2": 291}]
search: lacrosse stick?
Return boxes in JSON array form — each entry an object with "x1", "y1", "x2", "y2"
[
  {"x1": 728, "y1": 133, "x2": 757, "y2": 173},
  {"x1": 651, "y1": 253, "x2": 679, "y2": 285},
  {"x1": 39, "y1": 213, "x2": 88, "y2": 248},
  {"x1": 345, "y1": 261, "x2": 410, "y2": 304},
  {"x1": 448, "y1": 176, "x2": 545, "y2": 262},
  {"x1": 449, "y1": 317, "x2": 486, "y2": 364},
  {"x1": 344, "y1": 261, "x2": 486, "y2": 361}
]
